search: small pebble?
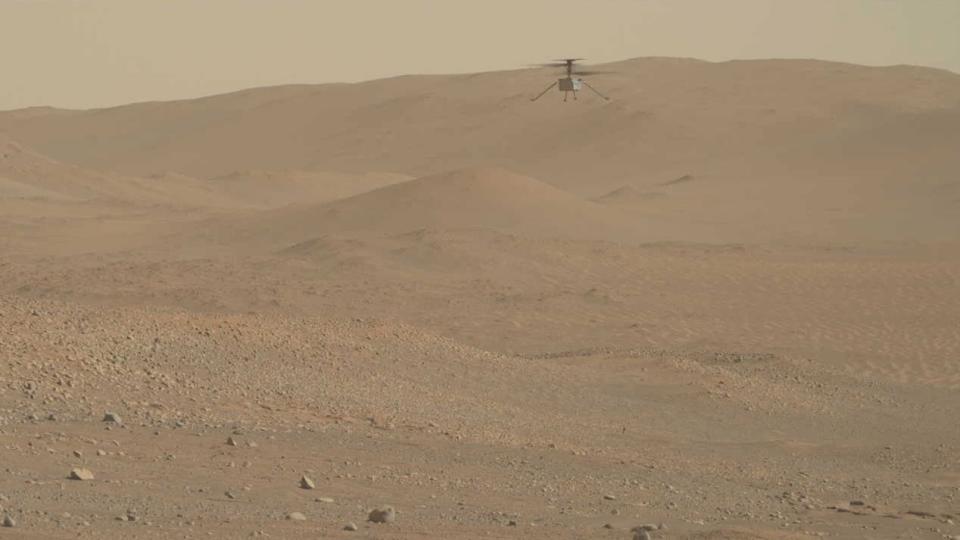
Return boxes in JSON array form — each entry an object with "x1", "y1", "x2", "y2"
[
  {"x1": 69, "y1": 468, "x2": 95, "y2": 481},
  {"x1": 368, "y1": 506, "x2": 396, "y2": 524}
]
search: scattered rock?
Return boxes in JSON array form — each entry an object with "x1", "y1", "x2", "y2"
[
  {"x1": 299, "y1": 475, "x2": 315, "y2": 490},
  {"x1": 96, "y1": 449, "x2": 107, "y2": 456},
  {"x1": 603, "y1": 494, "x2": 617, "y2": 501},
  {"x1": 73, "y1": 450, "x2": 83, "y2": 458},
  {"x1": 316, "y1": 497, "x2": 335, "y2": 503},
  {"x1": 103, "y1": 412, "x2": 122, "y2": 424},
  {"x1": 344, "y1": 522, "x2": 358, "y2": 531},
  {"x1": 905, "y1": 509, "x2": 936, "y2": 518},
  {"x1": 632, "y1": 524, "x2": 661, "y2": 540},
  {"x1": 286, "y1": 512, "x2": 306, "y2": 521},
  {"x1": 69, "y1": 468, "x2": 95, "y2": 481},
  {"x1": 2, "y1": 515, "x2": 15, "y2": 528},
  {"x1": 507, "y1": 520, "x2": 518, "y2": 526},
  {"x1": 226, "y1": 436, "x2": 238, "y2": 447},
  {"x1": 368, "y1": 506, "x2": 396, "y2": 524}
]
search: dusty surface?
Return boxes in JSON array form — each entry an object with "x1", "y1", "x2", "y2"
[{"x1": 1, "y1": 58, "x2": 959, "y2": 539}]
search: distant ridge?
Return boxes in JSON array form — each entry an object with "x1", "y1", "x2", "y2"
[{"x1": 1, "y1": 57, "x2": 957, "y2": 194}]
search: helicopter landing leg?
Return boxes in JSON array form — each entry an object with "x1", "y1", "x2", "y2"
[
  {"x1": 582, "y1": 80, "x2": 611, "y2": 101},
  {"x1": 530, "y1": 81, "x2": 559, "y2": 102}
]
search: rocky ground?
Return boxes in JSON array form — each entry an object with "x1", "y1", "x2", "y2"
[{"x1": 1, "y1": 259, "x2": 958, "y2": 540}]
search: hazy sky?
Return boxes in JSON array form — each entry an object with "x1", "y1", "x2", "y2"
[{"x1": 2, "y1": 0, "x2": 959, "y2": 110}]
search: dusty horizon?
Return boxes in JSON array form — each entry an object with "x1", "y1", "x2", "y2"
[{"x1": 2, "y1": 0, "x2": 959, "y2": 110}]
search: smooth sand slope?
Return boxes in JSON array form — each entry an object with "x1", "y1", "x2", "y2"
[
  {"x1": 207, "y1": 169, "x2": 411, "y2": 209},
  {"x1": 196, "y1": 167, "x2": 645, "y2": 252},
  {"x1": 0, "y1": 134, "x2": 228, "y2": 208},
  {"x1": 0, "y1": 58, "x2": 959, "y2": 539}
]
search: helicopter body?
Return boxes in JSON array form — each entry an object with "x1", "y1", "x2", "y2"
[{"x1": 557, "y1": 77, "x2": 583, "y2": 93}]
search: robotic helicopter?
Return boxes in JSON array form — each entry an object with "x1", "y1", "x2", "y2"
[{"x1": 530, "y1": 58, "x2": 611, "y2": 102}]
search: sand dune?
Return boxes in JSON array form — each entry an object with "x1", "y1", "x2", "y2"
[
  {"x1": 202, "y1": 167, "x2": 644, "y2": 252},
  {"x1": 208, "y1": 169, "x2": 410, "y2": 208}
]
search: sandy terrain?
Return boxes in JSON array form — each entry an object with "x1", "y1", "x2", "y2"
[{"x1": 1, "y1": 58, "x2": 959, "y2": 539}]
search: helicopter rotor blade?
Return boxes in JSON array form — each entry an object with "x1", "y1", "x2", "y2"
[
  {"x1": 573, "y1": 70, "x2": 615, "y2": 76},
  {"x1": 530, "y1": 58, "x2": 585, "y2": 67}
]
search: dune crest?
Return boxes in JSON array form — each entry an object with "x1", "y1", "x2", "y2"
[
  {"x1": 594, "y1": 184, "x2": 667, "y2": 205},
  {"x1": 207, "y1": 169, "x2": 410, "y2": 208}
]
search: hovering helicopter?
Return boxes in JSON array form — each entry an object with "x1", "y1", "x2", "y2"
[{"x1": 530, "y1": 58, "x2": 611, "y2": 102}]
